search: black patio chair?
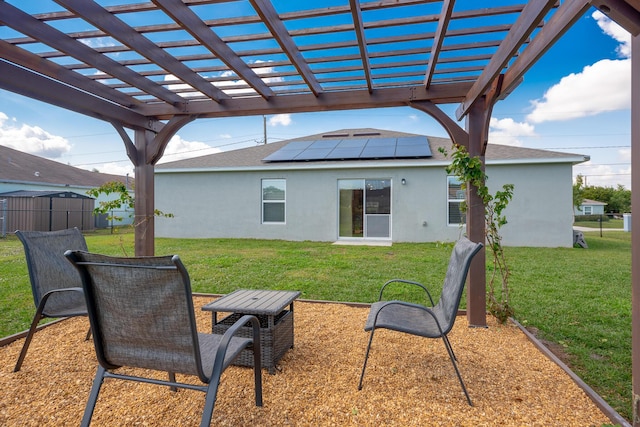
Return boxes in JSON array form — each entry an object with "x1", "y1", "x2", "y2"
[
  {"x1": 358, "y1": 236, "x2": 483, "y2": 405},
  {"x1": 65, "y1": 250, "x2": 263, "y2": 427},
  {"x1": 14, "y1": 228, "x2": 89, "y2": 372}
]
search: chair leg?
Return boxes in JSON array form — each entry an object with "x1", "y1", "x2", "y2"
[
  {"x1": 443, "y1": 335, "x2": 457, "y2": 361},
  {"x1": 200, "y1": 373, "x2": 222, "y2": 427},
  {"x1": 85, "y1": 327, "x2": 92, "y2": 341},
  {"x1": 80, "y1": 365, "x2": 107, "y2": 427},
  {"x1": 168, "y1": 372, "x2": 177, "y2": 392},
  {"x1": 252, "y1": 343, "x2": 263, "y2": 407},
  {"x1": 14, "y1": 310, "x2": 44, "y2": 372},
  {"x1": 358, "y1": 328, "x2": 376, "y2": 390},
  {"x1": 440, "y1": 336, "x2": 472, "y2": 406}
]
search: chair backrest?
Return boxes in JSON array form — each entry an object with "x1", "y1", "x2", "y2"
[
  {"x1": 434, "y1": 237, "x2": 483, "y2": 333},
  {"x1": 65, "y1": 251, "x2": 209, "y2": 383},
  {"x1": 16, "y1": 228, "x2": 88, "y2": 315}
]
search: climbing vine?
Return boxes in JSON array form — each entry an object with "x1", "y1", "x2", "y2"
[{"x1": 440, "y1": 145, "x2": 514, "y2": 323}]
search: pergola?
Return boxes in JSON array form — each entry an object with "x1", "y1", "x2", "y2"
[{"x1": 1, "y1": 0, "x2": 639, "y2": 421}]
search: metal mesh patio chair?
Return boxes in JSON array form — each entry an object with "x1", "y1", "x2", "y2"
[
  {"x1": 65, "y1": 250, "x2": 263, "y2": 427},
  {"x1": 14, "y1": 228, "x2": 89, "y2": 372},
  {"x1": 358, "y1": 237, "x2": 483, "y2": 405}
]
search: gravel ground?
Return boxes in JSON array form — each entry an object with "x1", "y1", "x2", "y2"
[{"x1": 0, "y1": 297, "x2": 611, "y2": 426}]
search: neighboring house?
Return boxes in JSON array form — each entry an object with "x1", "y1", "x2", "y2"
[
  {"x1": 155, "y1": 128, "x2": 589, "y2": 247},
  {"x1": 575, "y1": 199, "x2": 607, "y2": 216},
  {"x1": 0, "y1": 144, "x2": 133, "y2": 232}
]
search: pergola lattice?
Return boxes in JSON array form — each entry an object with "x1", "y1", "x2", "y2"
[{"x1": 1, "y1": 0, "x2": 639, "y2": 422}]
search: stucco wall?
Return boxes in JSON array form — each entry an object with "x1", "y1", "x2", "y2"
[
  {"x1": 487, "y1": 163, "x2": 574, "y2": 247},
  {"x1": 154, "y1": 162, "x2": 574, "y2": 247}
]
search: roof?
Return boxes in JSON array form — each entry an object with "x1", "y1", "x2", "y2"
[
  {"x1": 156, "y1": 128, "x2": 589, "y2": 171},
  {"x1": 1, "y1": 1, "x2": 631, "y2": 129},
  {"x1": 0, "y1": 144, "x2": 130, "y2": 188},
  {"x1": 581, "y1": 199, "x2": 607, "y2": 206}
]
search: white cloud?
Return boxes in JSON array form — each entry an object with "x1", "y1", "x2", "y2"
[
  {"x1": 0, "y1": 112, "x2": 71, "y2": 158},
  {"x1": 592, "y1": 11, "x2": 631, "y2": 58},
  {"x1": 268, "y1": 114, "x2": 292, "y2": 127},
  {"x1": 574, "y1": 160, "x2": 631, "y2": 189},
  {"x1": 94, "y1": 135, "x2": 222, "y2": 175},
  {"x1": 525, "y1": 59, "x2": 630, "y2": 124},
  {"x1": 156, "y1": 134, "x2": 222, "y2": 164},
  {"x1": 526, "y1": 13, "x2": 630, "y2": 124},
  {"x1": 219, "y1": 133, "x2": 232, "y2": 139},
  {"x1": 96, "y1": 162, "x2": 134, "y2": 176},
  {"x1": 488, "y1": 117, "x2": 536, "y2": 146}
]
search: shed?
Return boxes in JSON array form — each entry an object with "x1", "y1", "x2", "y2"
[{"x1": 0, "y1": 190, "x2": 95, "y2": 232}]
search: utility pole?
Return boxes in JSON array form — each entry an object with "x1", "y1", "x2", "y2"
[{"x1": 263, "y1": 115, "x2": 267, "y2": 144}]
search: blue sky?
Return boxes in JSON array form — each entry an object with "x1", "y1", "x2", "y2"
[{"x1": 0, "y1": 7, "x2": 632, "y2": 188}]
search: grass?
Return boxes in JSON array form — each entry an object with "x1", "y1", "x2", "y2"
[{"x1": 0, "y1": 230, "x2": 632, "y2": 421}]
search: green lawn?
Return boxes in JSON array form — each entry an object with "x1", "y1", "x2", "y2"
[{"x1": 0, "y1": 230, "x2": 632, "y2": 421}]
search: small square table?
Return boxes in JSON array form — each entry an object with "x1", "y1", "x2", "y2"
[{"x1": 202, "y1": 289, "x2": 301, "y2": 374}]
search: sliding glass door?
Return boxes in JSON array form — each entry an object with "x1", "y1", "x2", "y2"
[{"x1": 338, "y1": 179, "x2": 391, "y2": 239}]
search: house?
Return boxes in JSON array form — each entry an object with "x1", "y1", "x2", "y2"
[
  {"x1": 0, "y1": 144, "x2": 132, "y2": 232},
  {"x1": 575, "y1": 199, "x2": 607, "y2": 216},
  {"x1": 154, "y1": 129, "x2": 589, "y2": 247}
]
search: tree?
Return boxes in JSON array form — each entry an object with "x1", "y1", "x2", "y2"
[
  {"x1": 573, "y1": 174, "x2": 585, "y2": 212},
  {"x1": 573, "y1": 177, "x2": 631, "y2": 213},
  {"x1": 87, "y1": 181, "x2": 173, "y2": 225}
]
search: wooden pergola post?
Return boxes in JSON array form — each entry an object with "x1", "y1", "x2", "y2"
[
  {"x1": 465, "y1": 98, "x2": 493, "y2": 328},
  {"x1": 133, "y1": 129, "x2": 156, "y2": 257},
  {"x1": 112, "y1": 116, "x2": 196, "y2": 256},
  {"x1": 631, "y1": 31, "x2": 640, "y2": 427}
]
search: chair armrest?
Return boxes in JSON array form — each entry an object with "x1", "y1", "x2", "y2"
[
  {"x1": 210, "y1": 315, "x2": 262, "y2": 377},
  {"x1": 373, "y1": 300, "x2": 445, "y2": 336},
  {"x1": 37, "y1": 287, "x2": 85, "y2": 310},
  {"x1": 41, "y1": 286, "x2": 84, "y2": 298},
  {"x1": 379, "y1": 279, "x2": 435, "y2": 306}
]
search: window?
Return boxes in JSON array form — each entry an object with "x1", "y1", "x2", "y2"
[
  {"x1": 447, "y1": 176, "x2": 466, "y2": 225},
  {"x1": 583, "y1": 205, "x2": 593, "y2": 215},
  {"x1": 262, "y1": 179, "x2": 285, "y2": 223}
]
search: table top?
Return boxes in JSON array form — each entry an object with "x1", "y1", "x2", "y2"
[{"x1": 201, "y1": 289, "x2": 301, "y2": 316}]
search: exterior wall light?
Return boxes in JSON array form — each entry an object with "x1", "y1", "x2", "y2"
[{"x1": 401, "y1": 178, "x2": 406, "y2": 185}]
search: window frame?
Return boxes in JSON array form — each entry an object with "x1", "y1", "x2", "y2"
[
  {"x1": 261, "y1": 178, "x2": 286, "y2": 224},
  {"x1": 447, "y1": 176, "x2": 466, "y2": 226}
]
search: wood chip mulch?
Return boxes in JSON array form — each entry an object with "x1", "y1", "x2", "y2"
[{"x1": 0, "y1": 297, "x2": 612, "y2": 426}]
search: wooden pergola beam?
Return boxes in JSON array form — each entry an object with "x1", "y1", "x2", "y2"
[
  {"x1": 249, "y1": 0, "x2": 324, "y2": 96},
  {"x1": 349, "y1": 0, "x2": 373, "y2": 93},
  {"x1": 502, "y1": 0, "x2": 591, "y2": 97},
  {"x1": 0, "y1": 60, "x2": 161, "y2": 132},
  {"x1": 455, "y1": 0, "x2": 558, "y2": 120},
  {"x1": 424, "y1": 0, "x2": 455, "y2": 89},
  {"x1": 152, "y1": 0, "x2": 275, "y2": 100},
  {"x1": 0, "y1": 1, "x2": 184, "y2": 106},
  {"x1": 55, "y1": 0, "x2": 230, "y2": 103},
  {"x1": 0, "y1": 40, "x2": 140, "y2": 109},
  {"x1": 143, "y1": 84, "x2": 473, "y2": 119}
]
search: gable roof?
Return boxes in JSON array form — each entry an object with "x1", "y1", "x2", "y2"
[
  {"x1": 581, "y1": 199, "x2": 607, "y2": 206},
  {"x1": 156, "y1": 128, "x2": 589, "y2": 172},
  {"x1": 0, "y1": 144, "x2": 130, "y2": 188}
]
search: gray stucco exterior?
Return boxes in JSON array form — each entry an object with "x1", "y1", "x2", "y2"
[{"x1": 155, "y1": 129, "x2": 587, "y2": 247}]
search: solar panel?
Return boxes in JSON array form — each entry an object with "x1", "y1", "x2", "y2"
[{"x1": 263, "y1": 136, "x2": 432, "y2": 162}]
